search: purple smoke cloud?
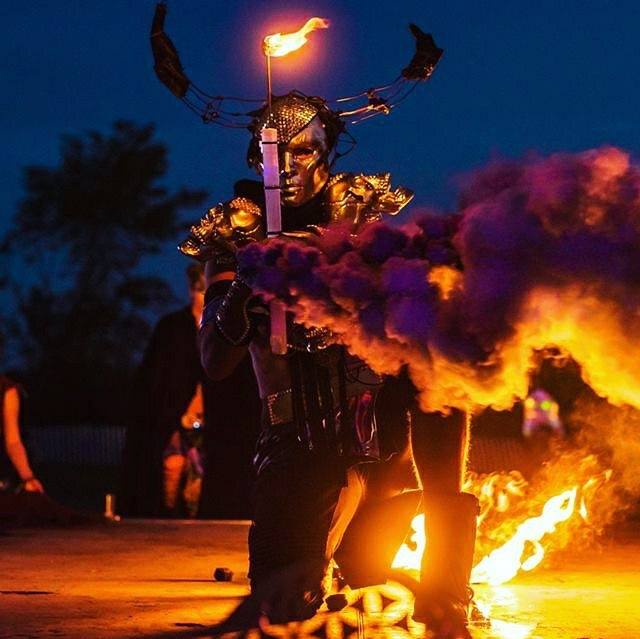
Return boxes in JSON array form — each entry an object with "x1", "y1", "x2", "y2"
[{"x1": 239, "y1": 147, "x2": 640, "y2": 412}]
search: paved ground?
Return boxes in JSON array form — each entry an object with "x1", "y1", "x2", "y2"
[{"x1": 1, "y1": 520, "x2": 639, "y2": 638}]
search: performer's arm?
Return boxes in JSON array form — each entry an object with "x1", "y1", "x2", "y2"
[
  {"x1": 3, "y1": 387, "x2": 44, "y2": 493},
  {"x1": 199, "y1": 267, "x2": 253, "y2": 380},
  {"x1": 180, "y1": 197, "x2": 263, "y2": 380}
]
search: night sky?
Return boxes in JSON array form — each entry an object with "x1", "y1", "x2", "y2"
[{"x1": 3, "y1": 0, "x2": 640, "y2": 300}]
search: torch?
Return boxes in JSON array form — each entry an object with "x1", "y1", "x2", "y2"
[{"x1": 260, "y1": 18, "x2": 330, "y2": 354}]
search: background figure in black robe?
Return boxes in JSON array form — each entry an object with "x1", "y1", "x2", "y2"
[
  {"x1": 199, "y1": 354, "x2": 260, "y2": 520},
  {"x1": 119, "y1": 264, "x2": 260, "y2": 518},
  {"x1": 119, "y1": 264, "x2": 204, "y2": 517}
]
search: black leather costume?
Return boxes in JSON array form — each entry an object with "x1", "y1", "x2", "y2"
[
  {"x1": 192, "y1": 175, "x2": 413, "y2": 590},
  {"x1": 153, "y1": 9, "x2": 477, "y2": 626}
]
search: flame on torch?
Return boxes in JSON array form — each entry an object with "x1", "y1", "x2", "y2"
[
  {"x1": 259, "y1": 16, "x2": 329, "y2": 353},
  {"x1": 263, "y1": 17, "x2": 330, "y2": 57}
]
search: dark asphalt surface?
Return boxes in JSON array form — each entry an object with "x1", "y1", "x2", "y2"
[{"x1": 1, "y1": 520, "x2": 639, "y2": 638}]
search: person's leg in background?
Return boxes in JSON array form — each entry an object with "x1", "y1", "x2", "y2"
[{"x1": 162, "y1": 431, "x2": 186, "y2": 516}]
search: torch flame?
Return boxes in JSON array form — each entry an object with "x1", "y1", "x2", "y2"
[{"x1": 263, "y1": 17, "x2": 330, "y2": 57}]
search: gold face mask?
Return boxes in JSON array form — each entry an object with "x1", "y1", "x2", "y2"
[{"x1": 277, "y1": 117, "x2": 330, "y2": 207}]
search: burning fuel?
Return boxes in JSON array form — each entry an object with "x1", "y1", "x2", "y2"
[
  {"x1": 470, "y1": 486, "x2": 578, "y2": 585},
  {"x1": 392, "y1": 450, "x2": 616, "y2": 585}
]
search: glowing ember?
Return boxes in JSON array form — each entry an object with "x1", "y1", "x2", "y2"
[
  {"x1": 579, "y1": 496, "x2": 588, "y2": 520},
  {"x1": 263, "y1": 17, "x2": 330, "y2": 57}
]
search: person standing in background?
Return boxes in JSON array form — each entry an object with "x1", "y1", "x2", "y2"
[
  {"x1": 120, "y1": 263, "x2": 207, "y2": 517},
  {"x1": 120, "y1": 263, "x2": 260, "y2": 518},
  {"x1": 197, "y1": 335, "x2": 260, "y2": 520}
]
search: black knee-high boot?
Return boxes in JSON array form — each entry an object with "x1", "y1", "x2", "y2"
[
  {"x1": 409, "y1": 406, "x2": 477, "y2": 635},
  {"x1": 412, "y1": 492, "x2": 479, "y2": 636}
]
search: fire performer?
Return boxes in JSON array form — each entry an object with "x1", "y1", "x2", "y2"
[
  {"x1": 151, "y1": 5, "x2": 478, "y2": 634},
  {"x1": 189, "y1": 94, "x2": 478, "y2": 634},
  {"x1": 182, "y1": 92, "x2": 419, "y2": 618}
]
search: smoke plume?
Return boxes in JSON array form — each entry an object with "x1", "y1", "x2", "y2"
[{"x1": 239, "y1": 146, "x2": 640, "y2": 413}]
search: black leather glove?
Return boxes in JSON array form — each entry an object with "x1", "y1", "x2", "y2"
[{"x1": 201, "y1": 277, "x2": 254, "y2": 346}]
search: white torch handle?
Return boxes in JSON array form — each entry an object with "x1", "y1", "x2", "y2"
[
  {"x1": 260, "y1": 127, "x2": 288, "y2": 354},
  {"x1": 261, "y1": 128, "x2": 282, "y2": 236}
]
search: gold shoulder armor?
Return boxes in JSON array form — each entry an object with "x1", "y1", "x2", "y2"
[
  {"x1": 324, "y1": 173, "x2": 414, "y2": 227},
  {"x1": 179, "y1": 197, "x2": 263, "y2": 260}
]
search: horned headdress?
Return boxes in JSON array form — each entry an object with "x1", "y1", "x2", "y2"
[{"x1": 150, "y1": 2, "x2": 443, "y2": 143}]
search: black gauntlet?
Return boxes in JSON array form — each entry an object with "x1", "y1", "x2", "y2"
[{"x1": 201, "y1": 277, "x2": 254, "y2": 346}]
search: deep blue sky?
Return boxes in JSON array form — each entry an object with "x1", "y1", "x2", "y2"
[{"x1": 3, "y1": 0, "x2": 640, "y2": 301}]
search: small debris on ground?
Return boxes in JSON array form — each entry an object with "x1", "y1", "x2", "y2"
[
  {"x1": 325, "y1": 593, "x2": 348, "y2": 611},
  {"x1": 213, "y1": 567, "x2": 234, "y2": 582}
]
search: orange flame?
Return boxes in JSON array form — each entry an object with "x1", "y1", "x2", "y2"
[
  {"x1": 427, "y1": 265, "x2": 463, "y2": 300},
  {"x1": 391, "y1": 488, "x2": 579, "y2": 584},
  {"x1": 471, "y1": 487, "x2": 577, "y2": 585},
  {"x1": 391, "y1": 514, "x2": 426, "y2": 572},
  {"x1": 391, "y1": 462, "x2": 613, "y2": 586},
  {"x1": 263, "y1": 17, "x2": 330, "y2": 57}
]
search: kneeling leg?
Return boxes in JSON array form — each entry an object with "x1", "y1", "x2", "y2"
[{"x1": 410, "y1": 409, "x2": 479, "y2": 636}]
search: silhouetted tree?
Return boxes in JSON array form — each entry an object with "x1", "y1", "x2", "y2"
[{"x1": 1, "y1": 121, "x2": 206, "y2": 424}]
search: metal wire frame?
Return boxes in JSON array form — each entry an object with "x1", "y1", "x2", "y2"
[{"x1": 151, "y1": 3, "x2": 442, "y2": 131}]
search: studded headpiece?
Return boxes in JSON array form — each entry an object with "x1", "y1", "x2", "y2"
[
  {"x1": 252, "y1": 94, "x2": 320, "y2": 142},
  {"x1": 245, "y1": 93, "x2": 345, "y2": 169}
]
